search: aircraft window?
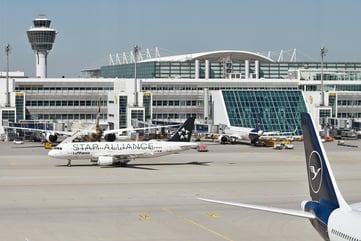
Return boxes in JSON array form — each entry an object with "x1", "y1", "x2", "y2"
[{"x1": 331, "y1": 229, "x2": 360, "y2": 241}]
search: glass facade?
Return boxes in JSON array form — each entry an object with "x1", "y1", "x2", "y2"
[
  {"x1": 25, "y1": 99, "x2": 106, "y2": 107},
  {"x1": 143, "y1": 92, "x2": 152, "y2": 121},
  {"x1": 260, "y1": 62, "x2": 361, "y2": 79},
  {"x1": 15, "y1": 82, "x2": 111, "y2": 122},
  {"x1": 336, "y1": 93, "x2": 361, "y2": 118},
  {"x1": 15, "y1": 92, "x2": 25, "y2": 121},
  {"x1": 101, "y1": 61, "x2": 361, "y2": 80},
  {"x1": 16, "y1": 86, "x2": 112, "y2": 91},
  {"x1": 319, "y1": 109, "x2": 332, "y2": 127},
  {"x1": 328, "y1": 93, "x2": 337, "y2": 118},
  {"x1": 118, "y1": 96, "x2": 128, "y2": 128},
  {"x1": 101, "y1": 62, "x2": 157, "y2": 78},
  {"x1": 222, "y1": 90, "x2": 306, "y2": 135},
  {"x1": 131, "y1": 109, "x2": 145, "y2": 122},
  {"x1": 27, "y1": 30, "x2": 56, "y2": 50},
  {"x1": 2, "y1": 110, "x2": 16, "y2": 123}
]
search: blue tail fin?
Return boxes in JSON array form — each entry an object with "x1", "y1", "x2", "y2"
[
  {"x1": 168, "y1": 117, "x2": 195, "y2": 142},
  {"x1": 301, "y1": 112, "x2": 340, "y2": 205},
  {"x1": 301, "y1": 112, "x2": 350, "y2": 239}
]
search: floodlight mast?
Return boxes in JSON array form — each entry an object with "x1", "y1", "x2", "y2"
[
  {"x1": 5, "y1": 44, "x2": 10, "y2": 107},
  {"x1": 134, "y1": 45, "x2": 140, "y2": 107},
  {"x1": 320, "y1": 46, "x2": 328, "y2": 106}
]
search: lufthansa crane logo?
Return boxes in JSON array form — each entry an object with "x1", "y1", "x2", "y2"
[{"x1": 308, "y1": 150, "x2": 323, "y2": 194}]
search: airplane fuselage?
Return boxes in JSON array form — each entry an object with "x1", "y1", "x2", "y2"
[
  {"x1": 48, "y1": 141, "x2": 198, "y2": 160},
  {"x1": 327, "y1": 207, "x2": 361, "y2": 241}
]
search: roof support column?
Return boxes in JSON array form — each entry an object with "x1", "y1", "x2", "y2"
[
  {"x1": 245, "y1": 60, "x2": 249, "y2": 79},
  {"x1": 195, "y1": 59, "x2": 199, "y2": 79},
  {"x1": 205, "y1": 59, "x2": 210, "y2": 79},
  {"x1": 203, "y1": 87, "x2": 209, "y2": 123},
  {"x1": 255, "y1": 60, "x2": 259, "y2": 79}
]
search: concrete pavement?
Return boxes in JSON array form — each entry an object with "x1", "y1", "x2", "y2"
[{"x1": 0, "y1": 140, "x2": 360, "y2": 241}]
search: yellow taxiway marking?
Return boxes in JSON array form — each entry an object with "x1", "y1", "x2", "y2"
[
  {"x1": 208, "y1": 213, "x2": 220, "y2": 218},
  {"x1": 8, "y1": 162, "x2": 17, "y2": 166},
  {"x1": 163, "y1": 208, "x2": 234, "y2": 241},
  {"x1": 139, "y1": 214, "x2": 152, "y2": 220}
]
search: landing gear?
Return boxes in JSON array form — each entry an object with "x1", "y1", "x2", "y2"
[
  {"x1": 67, "y1": 160, "x2": 72, "y2": 167},
  {"x1": 118, "y1": 159, "x2": 130, "y2": 167}
]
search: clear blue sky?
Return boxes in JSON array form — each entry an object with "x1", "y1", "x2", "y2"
[{"x1": 1, "y1": 0, "x2": 361, "y2": 77}]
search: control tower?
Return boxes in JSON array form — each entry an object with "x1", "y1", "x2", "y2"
[{"x1": 26, "y1": 14, "x2": 57, "y2": 78}]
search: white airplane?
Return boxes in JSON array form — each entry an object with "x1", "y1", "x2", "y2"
[
  {"x1": 199, "y1": 112, "x2": 361, "y2": 241},
  {"x1": 4, "y1": 99, "x2": 104, "y2": 143},
  {"x1": 259, "y1": 127, "x2": 298, "y2": 141},
  {"x1": 4, "y1": 99, "x2": 174, "y2": 143},
  {"x1": 5, "y1": 121, "x2": 178, "y2": 144},
  {"x1": 218, "y1": 126, "x2": 264, "y2": 145},
  {"x1": 48, "y1": 117, "x2": 198, "y2": 167}
]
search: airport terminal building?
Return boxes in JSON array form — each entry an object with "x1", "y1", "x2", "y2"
[
  {"x1": 2, "y1": 50, "x2": 361, "y2": 136},
  {"x1": 102, "y1": 50, "x2": 361, "y2": 134}
]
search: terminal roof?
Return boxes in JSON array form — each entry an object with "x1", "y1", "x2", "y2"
[{"x1": 141, "y1": 50, "x2": 274, "y2": 63}]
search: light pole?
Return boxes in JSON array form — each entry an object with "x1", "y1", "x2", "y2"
[
  {"x1": 134, "y1": 45, "x2": 140, "y2": 107},
  {"x1": 5, "y1": 44, "x2": 11, "y2": 107},
  {"x1": 320, "y1": 46, "x2": 328, "y2": 106}
]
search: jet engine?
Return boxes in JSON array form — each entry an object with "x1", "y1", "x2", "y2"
[
  {"x1": 248, "y1": 128, "x2": 264, "y2": 144},
  {"x1": 45, "y1": 132, "x2": 58, "y2": 143},
  {"x1": 219, "y1": 135, "x2": 237, "y2": 144},
  {"x1": 97, "y1": 156, "x2": 129, "y2": 167},
  {"x1": 97, "y1": 156, "x2": 115, "y2": 166},
  {"x1": 220, "y1": 135, "x2": 230, "y2": 144},
  {"x1": 104, "y1": 133, "x2": 116, "y2": 142}
]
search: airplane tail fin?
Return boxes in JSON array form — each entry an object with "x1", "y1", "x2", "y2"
[
  {"x1": 85, "y1": 98, "x2": 103, "y2": 141},
  {"x1": 301, "y1": 112, "x2": 348, "y2": 208},
  {"x1": 168, "y1": 117, "x2": 195, "y2": 142},
  {"x1": 301, "y1": 112, "x2": 350, "y2": 239}
]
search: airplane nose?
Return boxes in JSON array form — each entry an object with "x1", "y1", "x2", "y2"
[{"x1": 48, "y1": 149, "x2": 56, "y2": 157}]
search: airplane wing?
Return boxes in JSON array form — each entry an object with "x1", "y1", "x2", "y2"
[
  {"x1": 4, "y1": 126, "x2": 72, "y2": 135},
  {"x1": 198, "y1": 198, "x2": 316, "y2": 219},
  {"x1": 103, "y1": 124, "x2": 179, "y2": 135}
]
